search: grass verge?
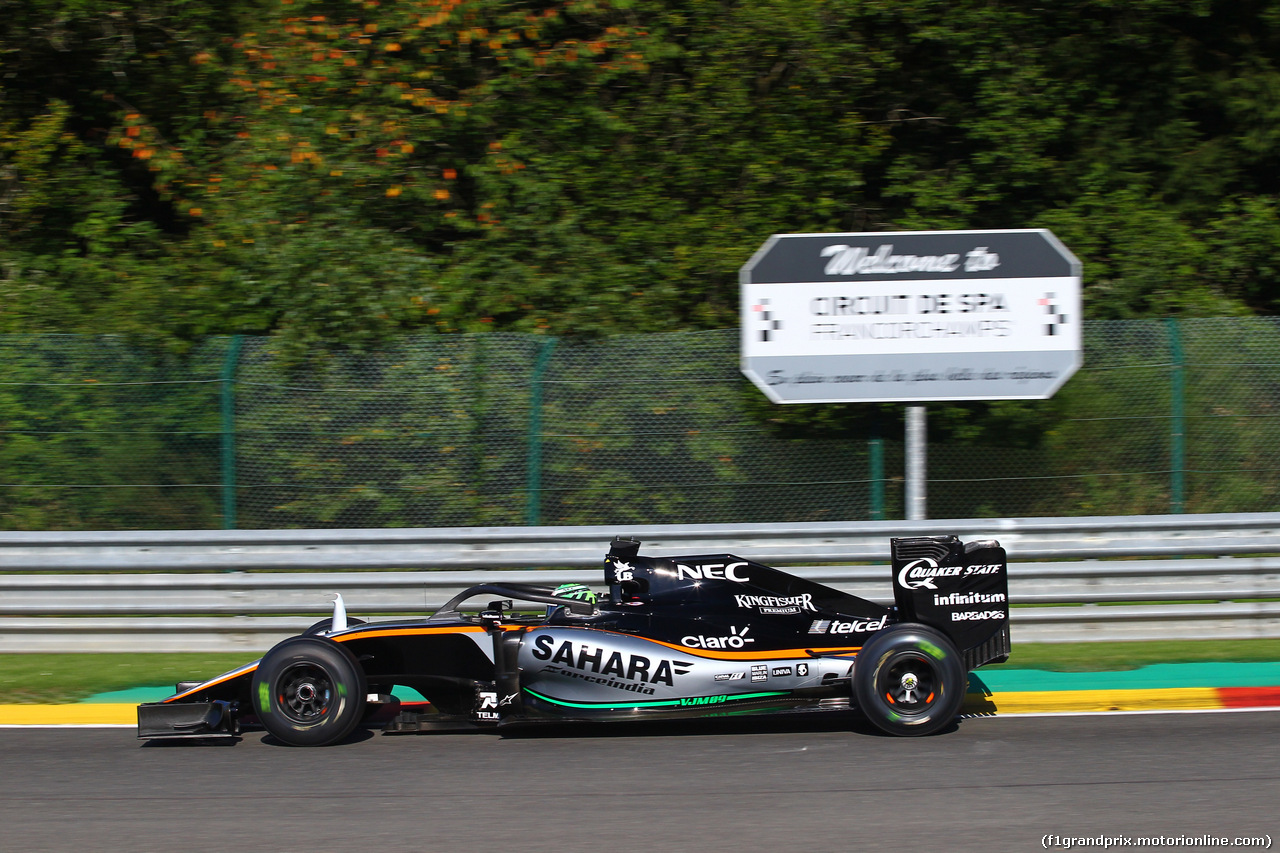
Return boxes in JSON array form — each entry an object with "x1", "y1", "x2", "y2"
[
  {"x1": 987, "y1": 638, "x2": 1280, "y2": 672},
  {"x1": 0, "y1": 653, "x2": 250, "y2": 705},
  {"x1": 1, "y1": 639, "x2": 1279, "y2": 704}
]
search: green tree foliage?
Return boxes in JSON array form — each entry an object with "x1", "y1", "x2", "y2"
[
  {"x1": 5, "y1": 2, "x2": 1280, "y2": 529},
  {"x1": 7, "y1": 0, "x2": 1280, "y2": 348}
]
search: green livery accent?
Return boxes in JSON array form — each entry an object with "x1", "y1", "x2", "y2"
[
  {"x1": 524, "y1": 688, "x2": 788, "y2": 710},
  {"x1": 257, "y1": 681, "x2": 271, "y2": 713},
  {"x1": 919, "y1": 640, "x2": 944, "y2": 659}
]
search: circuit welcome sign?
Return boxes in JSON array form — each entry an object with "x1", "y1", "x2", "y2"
[{"x1": 740, "y1": 230, "x2": 1082, "y2": 403}]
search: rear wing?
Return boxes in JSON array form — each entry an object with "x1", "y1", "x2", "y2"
[{"x1": 891, "y1": 535, "x2": 1010, "y2": 670}]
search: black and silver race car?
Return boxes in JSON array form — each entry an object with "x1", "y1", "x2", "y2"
[{"x1": 138, "y1": 534, "x2": 1010, "y2": 745}]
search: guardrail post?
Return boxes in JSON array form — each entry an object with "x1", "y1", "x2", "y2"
[
  {"x1": 220, "y1": 335, "x2": 244, "y2": 530},
  {"x1": 525, "y1": 337, "x2": 557, "y2": 526},
  {"x1": 1167, "y1": 318, "x2": 1186, "y2": 513}
]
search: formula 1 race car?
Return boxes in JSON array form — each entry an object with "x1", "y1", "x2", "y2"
[{"x1": 138, "y1": 534, "x2": 1010, "y2": 745}]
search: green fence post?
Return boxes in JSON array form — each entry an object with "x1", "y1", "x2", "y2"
[
  {"x1": 1167, "y1": 318, "x2": 1186, "y2": 513},
  {"x1": 469, "y1": 335, "x2": 488, "y2": 522},
  {"x1": 525, "y1": 337, "x2": 557, "y2": 526},
  {"x1": 220, "y1": 335, "x2": 244, "y2": 529},
  {"x1": 869, "y1": 413, "x2": 885, "y2": 520}
]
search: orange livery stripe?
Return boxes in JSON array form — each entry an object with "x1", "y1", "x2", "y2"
[{"x1": 335, "y1": 625, "x2": 492, "y2": 641}]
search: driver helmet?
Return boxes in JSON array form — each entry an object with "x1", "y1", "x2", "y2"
[{"x1": 547, "y1": 582, "x2": 597, "y2": 617}]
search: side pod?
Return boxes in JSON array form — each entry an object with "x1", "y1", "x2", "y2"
[{"x1": 890, "y1": 535, "x2": 1010, "y2": 669}]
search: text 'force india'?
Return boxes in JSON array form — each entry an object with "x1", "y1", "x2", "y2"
[{"x1": 138, "y1": 534, "x2": 1010, "y2": 745}]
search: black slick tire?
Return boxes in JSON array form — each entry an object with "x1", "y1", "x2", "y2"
[
  {"x1": 251, "y1": 636, "x2": 367, "y2": 747},
  {"x1": 853, "y1": 623, "x2": 966, "y2": 737}
]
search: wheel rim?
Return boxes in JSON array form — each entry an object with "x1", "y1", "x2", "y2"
[
  {"x1": 277, "y1": 662, "x2": 336, "y2": 724},
  {"x1": 878, "y1": 651, "x2": 939, "y2": 714}
]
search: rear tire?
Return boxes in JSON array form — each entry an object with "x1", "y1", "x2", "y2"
[
  {"x1": 853, "y1": 623, "x2": 965, "y2": 737},
  {"x1": 252, "y1": 637, "x2": 367, "y2": 746}
]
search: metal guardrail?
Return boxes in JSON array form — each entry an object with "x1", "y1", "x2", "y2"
[{"x1": 2, "y1": 513, "x2": 1279, "y2": 652}]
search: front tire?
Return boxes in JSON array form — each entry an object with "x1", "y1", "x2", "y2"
[
  {"x1": 853, "y1": 624, "x2": 965, "y2": 737},
  {"x1": 252, "y1": 636, "x2": 367, "y2": 746}
]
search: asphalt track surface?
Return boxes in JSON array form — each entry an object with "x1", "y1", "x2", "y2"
[{"x1": 3, "y1": 711, "x2": 1277, "y2": 853}]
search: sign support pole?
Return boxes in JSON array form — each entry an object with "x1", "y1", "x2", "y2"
[{"x1": 905, "y1": 405, "x2": 927, "y2": 520}]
